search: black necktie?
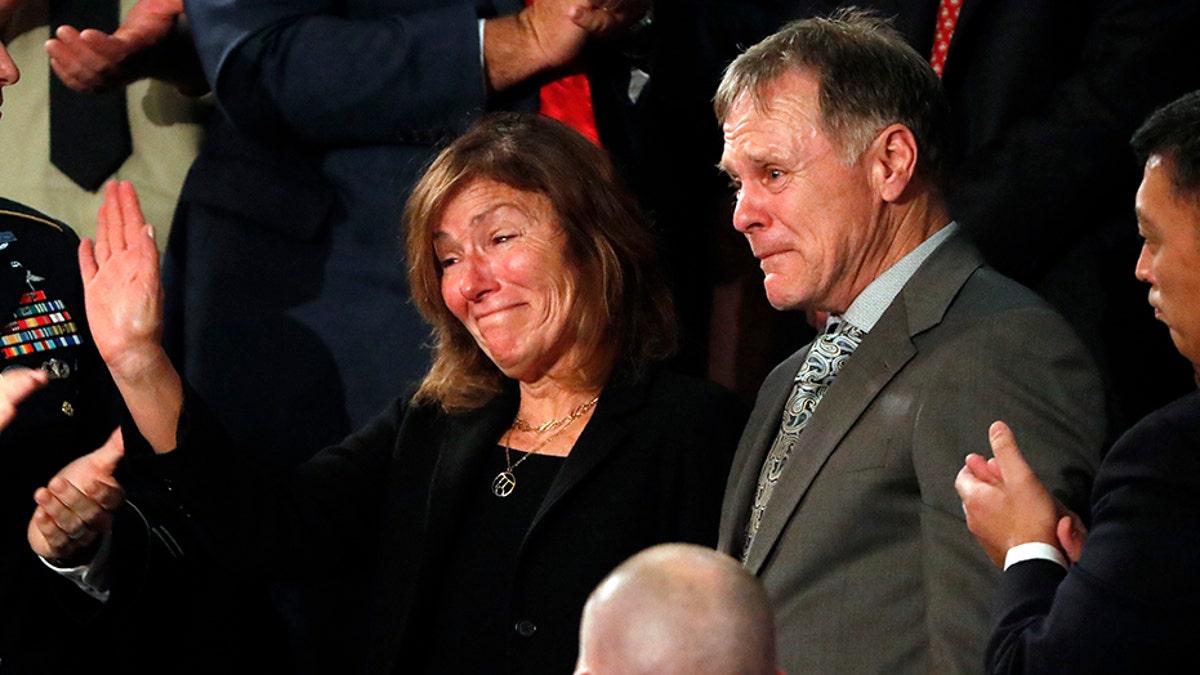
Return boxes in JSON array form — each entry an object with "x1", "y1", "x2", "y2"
[{"x1": 48, "y1": 0, "x2": 132, "y2": 191}]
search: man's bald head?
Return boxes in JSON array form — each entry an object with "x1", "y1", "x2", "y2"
[{"x1": 575, "y1": 544, "x2": 778, "y2": 675}]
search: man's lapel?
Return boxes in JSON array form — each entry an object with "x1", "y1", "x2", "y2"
[
  {"x1": 718, "y1": 350, "x2": 807, "y2": 553},
  {"x1": 741, "y1": 310, "x2": 916, "y2": 574},
  {"x1": 740, "y1": 231, "x2": 985, "y2": 575}
]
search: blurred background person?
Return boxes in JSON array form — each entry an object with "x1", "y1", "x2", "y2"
[
  {"x1": 0, "y1": 0, "x2": 207, "y2": 242},
  {"x1": 575, "y1": 543, "x2": 779, "y2": 675}
]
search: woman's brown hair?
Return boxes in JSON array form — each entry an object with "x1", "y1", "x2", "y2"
[{"x1": 405, "y1": 112, "x2": 677, "y2": 411}]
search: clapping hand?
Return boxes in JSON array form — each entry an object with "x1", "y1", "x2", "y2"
[
  {"x1": 0, "y1": 367, "x2": 49, "y2": 432},
  {"x1": 46, "y1": 0, "x2": 205, "y2": 94},
  {"x1": 955, "y1": 421, "x2": 1080, "y2": 568},
  {"x1": 28, "y1": 429, "x2": 125, "y2": 563}
]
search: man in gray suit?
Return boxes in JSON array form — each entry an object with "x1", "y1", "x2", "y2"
[{"x1": 715, "y1": 11, "x2": 1107, "y2": 673}]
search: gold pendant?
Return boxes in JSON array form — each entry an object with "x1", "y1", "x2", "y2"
[{"x1": 492, "y1": 471, "x2": 517, "y2": 497}]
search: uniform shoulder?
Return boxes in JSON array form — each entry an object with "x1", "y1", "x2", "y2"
[{"x1": 0, "y1": 197, "x2": 77, "y2": 241}]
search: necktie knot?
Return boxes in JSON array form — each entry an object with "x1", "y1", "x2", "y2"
[{"x1": 797, "y1": 319, "x2": 866, "y2": 389}]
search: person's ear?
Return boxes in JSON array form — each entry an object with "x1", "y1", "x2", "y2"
[{"x1": 867, "y1": 124, "x2": 918, "y2": 203}]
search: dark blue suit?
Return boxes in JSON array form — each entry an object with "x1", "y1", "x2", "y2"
[
  {"x1": 987, "y1": 390, "x2": 1200, "y2": 673},
  {"x1": 171, "y1": 0, "x2": 534, "y2": 460}
]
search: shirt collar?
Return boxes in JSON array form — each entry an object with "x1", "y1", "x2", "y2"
[{"x1": 837, "y1": 222, "x2": 958, "y2": 332}]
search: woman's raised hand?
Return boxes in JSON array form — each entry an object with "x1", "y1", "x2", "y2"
[
  {"x1": 79, "y1": 181, "x2": 164, "y2": 381},
  {"x1": 80, "y1": 181, "x2": 182, "y2": 453}
]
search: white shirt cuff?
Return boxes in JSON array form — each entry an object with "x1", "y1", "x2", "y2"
[
  {"x1": 40, "y1": 529, "x2": 114, "y2": 603},
  {"x1": 1004, "y1": 542, "x2": 1068, "y2": 571}
]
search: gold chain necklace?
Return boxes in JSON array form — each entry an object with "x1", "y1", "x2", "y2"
[
  {"x1": 511, "y1": 395, "x2": 600, "y2": 433},
  {"x1": 491, "y1": 395, "x2": 600, "y2": 498}
]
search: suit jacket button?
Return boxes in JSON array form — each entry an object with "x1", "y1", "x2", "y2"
[
  {"x1": 514, "y1": 619, "x2": 537, "y2": 638},
  {"x1": 61, "y1": 401, "x2": 74, "y2": 416}
]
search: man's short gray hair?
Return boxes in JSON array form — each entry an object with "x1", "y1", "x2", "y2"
[{"x1": 715, "y1": 7, "x2": 948, "y2": 182}]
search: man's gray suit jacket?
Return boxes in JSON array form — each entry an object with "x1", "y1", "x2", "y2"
[{"x1": 719, "y1": 232, "x2": 1106, "y2": 673}]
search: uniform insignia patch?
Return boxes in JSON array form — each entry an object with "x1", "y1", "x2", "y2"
[
  {"x1": 1, "y1": 264, "x2": 83, "y2": 360},
  {"x1": 42, "y1": 358, "x2": 72, "y2": 380}
]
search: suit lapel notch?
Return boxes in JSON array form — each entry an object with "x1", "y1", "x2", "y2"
[
  {"x1": 900, "y1": 231, "x2": 984, "y2": 337},
  {"x1": 719, "y1": 351, "x2": 807, "y2": 550}
]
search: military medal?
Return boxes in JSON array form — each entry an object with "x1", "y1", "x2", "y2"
[
  {"x1": 2, "y1": 260, "x2": 83, "y2": 360},
  {"x1": 42, "y1": 358, "x2": 71, "y2": 380}
]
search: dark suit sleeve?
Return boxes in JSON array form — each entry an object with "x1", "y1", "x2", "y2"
[
  {"x1": 949, "y1": 0, "x2": 1200, "y2": 281},
  {"x1": 183, "y1": 0, "x2": 490, "y2": 146},
  {"x1": 986, "y1": 398, "x2": 1200, "y2": 673},
  {"x1": 911, "y1": 298, "x2": 1105, "y2": 673},
  {"x1": 124, "y1": 385, "x2": 407, "y2": 574}
]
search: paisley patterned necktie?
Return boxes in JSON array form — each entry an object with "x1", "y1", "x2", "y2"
[{"x1": 742, "y1": 319, "x2": 866, "y2": 562}]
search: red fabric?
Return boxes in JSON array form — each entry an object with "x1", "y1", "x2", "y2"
[
  {"x1": 539, "y1": 73, "x2": 601, "y2": 145},
  {"x1": 523, "y1": 0, "x2": 601, "y2": 145},
  {"x1": 929, "y1": 0, "x2": 963, "y2": 77}
]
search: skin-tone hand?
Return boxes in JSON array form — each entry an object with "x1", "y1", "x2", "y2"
[
  {"x1": 0, "y1": 367, "x2": 49, "y2": 431},
  {"x1": 80, "y1": 181, "x2": 182, "y2": 452},
  {"x1": 45, "y1": 0, "x2": 205, "y2": 94},
  {"x1": 28, "y1": 429, "x2": 125, "y2": 563},
  {"x1": 82, "y1": 181, "x2": 163, "y2": 374},
  {"x1": 568, "y1": 0, "x2": 651, "y2": 35},
  {"x1": 1057, "y1": 510, "x2": 1089, "y2": 564},
  {"x1": 954, "y1": 421, "x2": 1067, "y2": 568},
  {"x1": 484, "y1": 0, "x2": 649, "y2": 92}
]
